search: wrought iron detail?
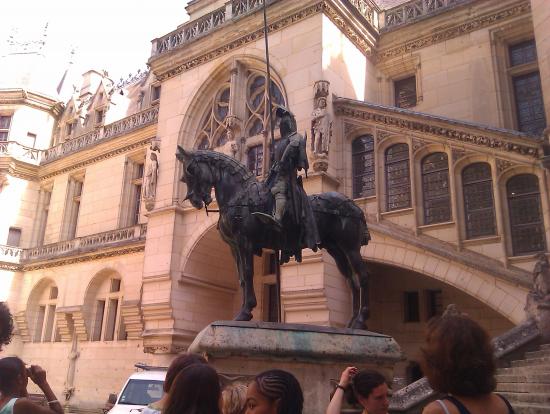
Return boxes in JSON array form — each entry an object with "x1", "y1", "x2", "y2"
[
  {"x1": 352, "y1": 135, "x2": 375, "y2": 199},
  {"x1": 462, "y1": 163, "x2": 496, "y2": 239},
  {"x1": 422, "y1": 152, "x2": 451, "y2": 225},
  {"x1": 385, "y1": 143, "x2": 411, "y2": 211},
  {"x1": 507, "y1": 174, "x2": 546, "y2": 255}
]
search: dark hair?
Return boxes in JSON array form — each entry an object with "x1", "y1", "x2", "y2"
[
  {"x1": 164, "y1": 364, "x2": 221, "y2": 414},
  {"x1": 420, "y1": 314, "x2": 496, "y2": 397},
  {"x1": 346, "y1": 370, "x2": 387, "y2": 405},
  {"x1": 0, "y1": 302, "x2": 14, "y2": 348},
  {"x1": 164, "y1": 353, "x2": 207, "y2": 393},
  {"x1": 254, "y1": 369, "x2": 303, "y2": 414},
  {"x1": 0, "y1": 357, "x2": 25, "y2": 395}
]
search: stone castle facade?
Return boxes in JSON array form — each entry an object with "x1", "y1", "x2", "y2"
[{"x1": 1, "y1": 0, "x2": 549, "y2": 411}]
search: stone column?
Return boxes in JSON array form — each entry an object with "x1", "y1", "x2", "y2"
[{"x1": 531, "y1": 0, "x2": 550, "y2": 125}]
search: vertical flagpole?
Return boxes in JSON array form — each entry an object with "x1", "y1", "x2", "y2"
[{"x1": 262, "y1": 0, "x2": 282, "y2": 323}]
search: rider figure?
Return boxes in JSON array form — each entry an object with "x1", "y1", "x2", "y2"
[{"x1": 269, "y1": 107, "x2": 319, "y2": 260}]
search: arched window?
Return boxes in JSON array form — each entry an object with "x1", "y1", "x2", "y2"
[
  {"x1": 507, "y1": 174, "x2": 546, "y2": 255},
  {"x1": 421, "y1": 152, "x2": 450, "y2": 225},
  {"x1": 29, "y1": 282, "x2": 59, "y2": 343},
  {"x1": 352, "y1": 135, "x2": 375, "y2": 199},
  {"x1": 245, "y1": 71, "x2": 285, "y2": 138},
  {"x1": 195, "y1": 82, "x2": 231, "y2": 148},
  {"x1": 86, "y1": 274, "x2": 126, "y2": 341},
  {"x1": 462, "y1": 163, "x2": 496, "y2": 239},
  {"x1": 385, "y1": 143, "x2": 411, "y2": 211}
]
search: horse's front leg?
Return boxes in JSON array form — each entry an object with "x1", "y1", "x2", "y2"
[
  {"x1": 349, "y1": 250, "x2": 369, "y2": 330},
  {"x1": 234, "y1": 245, "x2": 257, "y2": 321}
]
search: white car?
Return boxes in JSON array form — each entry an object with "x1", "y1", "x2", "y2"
[{"x1": 107, "y1": 369, "x2": 166, "y2": 414}]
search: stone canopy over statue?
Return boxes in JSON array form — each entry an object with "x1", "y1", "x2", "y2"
[{"x1": 177, "y1": 105, "x2": 371, "y2": 329}]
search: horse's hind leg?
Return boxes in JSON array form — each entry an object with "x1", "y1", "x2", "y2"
[
  {"x1": 348, "y1": 249, "x2": 369, "y2": 330},
  {"x1": 325, "y1": 244, "x2": 360, "y2": 329}
]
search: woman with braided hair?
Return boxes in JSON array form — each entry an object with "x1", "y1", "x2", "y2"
[{"x1": 245, "y1": 369, "x2": 303, "y2": 414}]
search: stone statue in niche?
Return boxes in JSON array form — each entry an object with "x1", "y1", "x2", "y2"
[
  {"x1": 144, "y1": 152, "x2": 159, "y2": 211},
  {"x1": 533, "y1": 253, "x2": 550, "y2": 299},
  {"x1": 310, "y1": 80, "x2": 332, "y2": 172},
  {"x1": 311, "y1": 96, "x2": 332, "y2": 156}
]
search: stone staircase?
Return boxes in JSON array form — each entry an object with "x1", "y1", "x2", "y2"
[{"x1": 496, "y1": 343, "x2": 550, "y2": 413}]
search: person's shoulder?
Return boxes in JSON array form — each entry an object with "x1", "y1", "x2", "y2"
[{"x1": 422, "y1": 400, "x2": 448, "y2": 414}]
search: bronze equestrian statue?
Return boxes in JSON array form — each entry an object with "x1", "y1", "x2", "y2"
[{"x1": 177, "y1": 108, "x2": 371, "y2": 329}]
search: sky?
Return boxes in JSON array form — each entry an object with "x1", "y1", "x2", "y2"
[{"x1": 0, "y1": 0, "x2": 190, "y2": 83}]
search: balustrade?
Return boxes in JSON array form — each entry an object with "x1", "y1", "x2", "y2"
[
  {"x1": 15, "y1": 224, "x2": 147, "y2": 263},
  {"x1": 152, "y1": 0, "x2": 278, "y2": 58},
  {"x1": 0, "y1": 141, "x2": 41, "y2": 164},
  {"x1": 348, "y1": 0, "x2": 377, "y2": 27},
  {"x1": 0, "y1": 245, "x2": 23, "y2": 264},
  {"x1": 42, "y1": 106, "x2": 159, "y2": 164},
  {"x1": 384, "y1": 0, "x2": 469, "y2": 29}
]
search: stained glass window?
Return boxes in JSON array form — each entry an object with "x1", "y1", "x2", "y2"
[
  {"x1": 385, "y1": 143, "x2": 411, "y2": 211},
  {"x1": 509, "y1": 39, "x2": 537, "y2": 67},
  {"x1": 462, "y1": 163, "x2": 496, "y2": 239},
  {"x1": 507, "y1": 174, "x2": 546, "y2": 255},
  {"x1": 421, "y1": 153, "x2": 450, "y2": 225},
  {"x1": 246, "y1": 72, "x2": 285, "y2": 137},
  {"x1": 352, "y1": 135, "x2": 375, "y2": 198},
  {"x1": 195, "y1": 82, "x2": 231, "y2": 148},
  {"x1": 512, "y1": 72, "x2": 546, "y2": 136}
]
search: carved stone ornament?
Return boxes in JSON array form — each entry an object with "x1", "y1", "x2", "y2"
[
  {"x1": 525, "y1": 253, "x2": 550, "y2": 341},
  {"x1": 412, "y1": 138, "x2": 427, "y2": 152},
  {"x1": 496, "y1": 158, "x2": 515, "y2": 174},
  {"x1": 377, "y1": 130, "x2": 393, "y2": 143},
  {"x1": 313, "y1": 80, "x2": 330, "y2": 102},
  {"x1": 312, "y1": 155, "x2": 329, "y2": 172}
]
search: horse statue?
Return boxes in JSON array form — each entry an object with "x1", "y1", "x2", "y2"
[{"x1": 177, "y1": 147, "x2": 371, "y2": 329}]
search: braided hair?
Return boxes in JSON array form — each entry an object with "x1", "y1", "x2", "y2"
[
  {"x1": 254, "y1": 370, "x2": 303, "y2": 414},
  {"x1": 0, "y1": 302, "x2": 14, "y2": 349}
]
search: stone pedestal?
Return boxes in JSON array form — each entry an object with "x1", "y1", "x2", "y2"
[{"x1": 188, "y1": 321, "x2": 404, "y2": 414}]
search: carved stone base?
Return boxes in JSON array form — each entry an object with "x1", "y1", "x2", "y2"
[
  {"x1": 189, "y1": 321, "x2": 403, "y2": 414},
  {"x1": 312, "y1": 155, "x2": 328, "y2": 172},
  {"x1": 525, "y1": 293, "x2": 550, "y2": 341},
  {"x1": 302, "y1": 170, "x2": 340, "y2": 194}
]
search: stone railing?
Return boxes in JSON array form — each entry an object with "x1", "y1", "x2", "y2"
[
  {"x1": 0, "y1": 141, "x2": 42, "y2": 165},
  {"x1": 389, "y1": 318, "x2": 541, "y2": 412},
  {"x1": 21, "y1": 224, "x2": 147, "y2": 263},
  {"x1": 383, "y1": 0, "x2": 471, "y2": 30},
  {"x1": 42, "y1": 107, "x2": 159, "y2": 164},
  {"x1": 0, "y1": 245, "x2": 24, "y2": 264},
  {"x1": 348, "y1": 0, "x2": 378, "y2": 27},
  {"x1": 152, "y1": 0, "x2": 279, "y2": 58}
]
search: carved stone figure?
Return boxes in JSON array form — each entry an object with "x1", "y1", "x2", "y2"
[
  {"x1": 533, "y1": 253, "x2": 550, "y2": 299},
  {"x1": 144, "y1": 152, "x2": 159, "y2": 201},
  {"x1": 311, "y1": 97, "x2": 331, "y2": 155},
  {"x1": 63, "y1": 333, "x2": 80, "y2": 401}
]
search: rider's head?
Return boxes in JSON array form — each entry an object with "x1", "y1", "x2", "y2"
[{"x1": 276, "y1": 107, "x2": 297, "y2": 137}]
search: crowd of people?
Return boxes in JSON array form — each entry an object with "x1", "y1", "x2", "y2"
[{"x1": 0, "y1": 301, "x2": 516, "y2": 414}]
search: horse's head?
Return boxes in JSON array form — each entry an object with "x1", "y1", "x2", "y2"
[{"x1": 176, "y1": 146, "x2": 213, "y2": 209}]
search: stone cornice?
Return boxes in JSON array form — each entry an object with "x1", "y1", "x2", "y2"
[
  {"x1": 152, "y1": 1, "x2": 377, "y2": 81},
  {"x1": 0, "y1": 89, "x2": 64, "y2": 117},
  {"x1": 333, "y1": 97, "x2": 541, "y2": 159},
  {"x1": 377, "y1": 0, "x2": 530, "y2": 61},
  {"x1": 0, "y1": 158, "x2": 40, "y2": 181},
  {"x1": 39, "y1": 136, "x2": 151, "y2": 181}
]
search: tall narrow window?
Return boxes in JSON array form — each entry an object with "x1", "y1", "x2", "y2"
[
  {"x1": 32, "y1": 284, "x2": 59, "y2": 343},
  {"x1": 509, "y1": 39, "x2": 546, "y2": 136},
  {"x1": 151, "y1": 85, "x2": 161, "y2": 103},
  {"x1": 395, "y1": 76, "x2": 417, "y2": 108},
  {"x1": 0, "y1": 115, "x2": 12, "y2": 141},
  {"x1": 404, "y1": 291, "x2": 420, "y2": 322},
  {"x1": 507, "y1": 174, "x2": 546, "y2": 255},
  {"x1": 66, "y1": 121, "x2": 76, "y2": 138},
  {"x1": 34, "y1": 188, "x2": 52, "y2": 247},
  {"x1": 263, "y1": 284, "x2": 279, "y2": 323},
  {"x1": 62, "y1": 176, "x2": 84, "y2": 241},
  {"x1": 463, "y1": 163, "x2": 496, "y2": 239},
  {"x1": 352, "y1": 135, "x2": 375, "y2": 198},
  {"x1": 34, "y1": 306, "x2": 46, "y2": 342},
  {"x1": 120, "y1": 157, "x2": 145, "y2": 227},
  {"x1": 385, "y1": 143, "x2": 411, "y2": 211},
  {"x1": 92, "y1": 300, "x2": 106, "y2": 341},
  {"x1": 247, "y1": 144, "x2": 264, "y2": 177},
  {"x1": 7, "y1": 228, "x2": 22, "y2": 247},
  {"x1": 421, "y1": 153, "x2": 450, "y2": 225},
  {"x1": 426, "y1": 289, "x2": 443, "y2": 319}
]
